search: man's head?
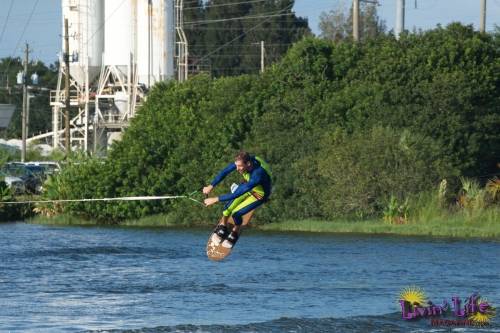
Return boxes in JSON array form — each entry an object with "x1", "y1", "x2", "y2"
[{"x1": 235, "y1": 151, "x2": 253, "y2": 174}]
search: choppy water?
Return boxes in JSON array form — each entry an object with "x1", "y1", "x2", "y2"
[{"x1": 0, "y1": 222, "x2": 499, "y2": 332}]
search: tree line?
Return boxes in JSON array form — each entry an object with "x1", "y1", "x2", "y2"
[{"x1": 39, "y1": 23, "x2": 499, "y2": 224}]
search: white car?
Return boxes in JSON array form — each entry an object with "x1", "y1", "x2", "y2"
[{"x1": 0, "y1": 171, "x2": 26, "y2": 195}]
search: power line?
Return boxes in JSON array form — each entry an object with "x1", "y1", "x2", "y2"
[
  {"x1": 192, "y1": 54, "x2": 262, "y2": 57},
  {"x1": 206, "y1": 67, "x2": 262, "y2": 71},
  {"x1": 7, "y1": 10, "x2": 60, "y2": 18},
  {"x1": 185, "y1": 12, "x2": 294, "y2": 25},
  {"x1": 190, "y1": 42, "x2": 295, "y2": 47},
  {"x1": 193, "y1": 2, "x2": 294, "y2": 65},
  {"x1": 184, "y1": 27, "x2": 307, "y2": 31},
  {"x1": 82, "y1": 0, "x2": 128, "y2": 52},
  {"x1": 11, "y1": 0, "x2": 39, "y2": 57},
  {"x1": 185, "y1": 0, "x2": 268, "y2": 10},
  {"x1": 0, "y1": 0, "x2": 15, "y2": 44},
  {"x1": 2, "y1": 0, "x2": 40, "y2": 80}
]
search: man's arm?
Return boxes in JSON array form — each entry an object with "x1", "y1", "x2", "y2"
[
  {"x1": 218, "y1": 169, "x2": 263, "y2": 202},
  {"x1": 203, "y1": 162, "x2": 236, "y2": 195},
  {"x1": 211, "y1": 162, "x2": 236, "y2": 187}
]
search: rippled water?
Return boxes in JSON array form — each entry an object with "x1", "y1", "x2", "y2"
[{"x1": 0, "y1": 222, "x2": 499, "y2": 332}]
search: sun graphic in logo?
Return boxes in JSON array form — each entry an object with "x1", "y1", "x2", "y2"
[
  {"x1": 468, "y1": 298, "x2": 496, "y2": 326},
  {"x1": 399, "y1": 286, "x2": 427, "y2": 306}
]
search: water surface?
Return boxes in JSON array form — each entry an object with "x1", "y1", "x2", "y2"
[{"x1": 0, "y1": 222, "x2": 499, "y2": 332}]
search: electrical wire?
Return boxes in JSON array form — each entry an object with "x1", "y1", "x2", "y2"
[
  {"x1": 10, "y1": 0, "x2": 39, "y2": 59},
  {"x1": 184, "y1": 27, "x2": 307, "y2": 31},
  {"x1": 1, "y1": 0, "x2": 40, "y2": 84},
  {"x1": 192, "y1": 2, "x2": 294, "y2": 65},
  {"x1": 185, "y1": 0, "x2": 268, "y2": 10},
  {"x1": 189, "y1": 43, "x2": 297, "y2": 47},
  {"x1": 0, "y1": 0, "x2": 15, "y2": 44},
  {"x1": 83, "y1": 0, "x2": 128, "y2": 51},
  {"x1": 186, "y1": 11, "x2": 294, "y2": 25}
]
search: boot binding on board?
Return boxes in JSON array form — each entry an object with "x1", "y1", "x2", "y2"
[
  {"x1": 214, "y1": 224, "x2": 229, "y2": 239},
  {"x1": 222, "y1": 231, "x2": 239, "y2": 248}
]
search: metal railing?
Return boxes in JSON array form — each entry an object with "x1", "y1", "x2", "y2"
[{"x1": 49, "y1": 89, "x2": 79, "y2": 106}]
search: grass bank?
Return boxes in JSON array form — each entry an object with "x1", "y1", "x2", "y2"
[
  {"x1": 258, "y1": 208, "x2": 500, "y2": 239},
  {"x1": 30, "y1": 213, "x2": 196, "y2": 228},
  {"x1": 29, "y1": 206, "x2": 500, "y2": 239}
]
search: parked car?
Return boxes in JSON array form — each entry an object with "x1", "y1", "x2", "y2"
[
  {"x1": 23, "y1": 161, "x2": 61, "y2": 175},
  {"x1": 1, "y1": 163, "x2": 42, "y2": 194},
  {"x1": 0, "y1": 171, "x2": 26, "y2": 195}
]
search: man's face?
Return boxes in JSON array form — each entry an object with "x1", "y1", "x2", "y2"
[{"x1": 235, "y1": 159, "x2": 251, "y2": 174}]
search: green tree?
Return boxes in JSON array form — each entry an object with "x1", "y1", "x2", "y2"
[
  {"x1": 49, "y1": 24, "x2": 499, "y2": 223},
  {"x1": 0, "y1": 58, "x2": 58, "y2": 139},
  {"x1": 316, "y1": 127, "x2": 453, "y2": 218}
]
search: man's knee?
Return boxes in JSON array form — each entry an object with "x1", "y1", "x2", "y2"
[{"x1": 232, "y1": 214, "x2": 243, "y2": 226}]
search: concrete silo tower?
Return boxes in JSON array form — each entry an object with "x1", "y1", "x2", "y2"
[
  {"x1": 50, "y1": 0, "x2": 104, "y2": 151},
  {"x1": 94, "y1": 0, "x2": 175, "y2": 149},
  {"x1": 48, "y1": 0, "x2": 176, "y2": 153}
]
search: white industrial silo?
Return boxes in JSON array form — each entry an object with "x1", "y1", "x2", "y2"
[
  {"x1": 61, "y1": 0, "x2": 104, "y2": 85},
  {"x1": 51, "y1": 0, "x2": 175, "y2": 153},
  {"x1": 98, "y1": 0, "x2": 171, "y2": 120},
  {"x1": 136, "y1": 0, "x2": 167, "y2": 87},
  {"x1": 51, "y1": 0, "x2": 104, "y2": 152},
  {"x1": 94, "y1": 0, "x2": 175, "y2": 151},
  {"x1": 103, "y1": 0, "x2": 134, "y2": 76}
]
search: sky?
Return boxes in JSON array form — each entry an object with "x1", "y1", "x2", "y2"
[{"x1": 0, "y1": 0, "x2": 499, "y2": 65}]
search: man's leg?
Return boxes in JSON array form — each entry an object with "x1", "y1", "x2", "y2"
[
  {"x1": 221, "y1": 193, "x2": 251, "y2": 226},
  {"x1": 214, "y1": 194, "x2": 250, "y2": 239},
  {"x1": 222, "y1": 195, "x2": 266, "y2": 247},
  {"x1": 231, "y1": 198, "x2": 264, "y2": 233}
]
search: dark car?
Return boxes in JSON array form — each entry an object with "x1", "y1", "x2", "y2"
[
  {"x1": 2, "y1": 163, "x2": 43, "y2": 194},
  {"x1": 24, "y1": 161, "x2": 61, "y2": 175}
]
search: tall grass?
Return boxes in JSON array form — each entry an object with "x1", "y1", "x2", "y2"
[{"x1": 260, "y1": 182, "x2": 500, "y2": 239}]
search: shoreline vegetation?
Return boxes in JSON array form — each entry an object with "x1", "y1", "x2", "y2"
[
  {"x1": 3, "y1": 25, "x2": 499, "y2": 239},
  {"x1": 29, "y1": 205, "x2": 500, "y2": 239}
]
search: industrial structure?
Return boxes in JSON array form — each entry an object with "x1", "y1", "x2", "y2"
[{"x1": 38, "y1": 0, "x2": 186, "y2": 154}]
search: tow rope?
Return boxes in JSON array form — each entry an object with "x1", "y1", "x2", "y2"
[{"x1": 0, "y1": 191, "x2": 204, "y2": 206}]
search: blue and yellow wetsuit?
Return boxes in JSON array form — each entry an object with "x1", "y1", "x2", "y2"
[{"x1": 210, "y1": 156, "x2": 272, "y2": 225}]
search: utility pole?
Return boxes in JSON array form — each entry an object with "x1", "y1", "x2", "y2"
[
  {"x1": 353, "y1": 0, "x2": 360, "y2": 42},
  {"x1": 21, "y1": 43, "x2": 29, "y2": 162},
  {"x1": 148, "y1": 0, "x2": 152, "y2": 88},
  {"x1": 480, "y1": 0, "x2": 486, "y2": 33},
  {"x1": 260, "y1": 41, "x2": 265, "y2": 73},
  {"x1": 395, "y1": 0, "x2": 405, "y2": 40},
  {"x1": 64, "y1": 18, "x2": 71, "y2": 155}
]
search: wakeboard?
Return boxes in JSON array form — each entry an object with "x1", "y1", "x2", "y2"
[{"x1": 206, "y1": 210, "x2": 254, "y2": 261}]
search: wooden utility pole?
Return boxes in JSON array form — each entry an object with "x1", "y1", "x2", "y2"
[
  {"x1": 480, "y1": 0, "x2": 486, "y2": 33},
  {"x1": 21, "y1": 43, "x2": 29, "y2": 162},
  {"x1": 353, "y1": 0, "x2": 360, "y2": 42},
  {"x1": 64, "y1": 18, "x2": 71, "y2": 155},
  {"x1": 260, "y1": 41, "x2": 265, "y2": 73}
]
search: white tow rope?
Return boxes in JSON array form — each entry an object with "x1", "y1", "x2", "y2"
[{"x1": 0, "y1": 193, "x2": 204, "y2": 206}]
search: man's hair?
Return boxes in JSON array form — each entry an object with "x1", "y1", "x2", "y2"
[{"x1": 235, "y1": 150, "x2": 251, "y2": 164}]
